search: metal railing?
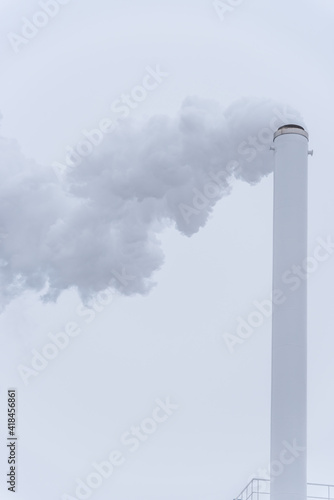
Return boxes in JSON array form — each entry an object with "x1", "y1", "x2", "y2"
[{"x1": 234, "y1": 479, "x2": 334, "y2": 500}]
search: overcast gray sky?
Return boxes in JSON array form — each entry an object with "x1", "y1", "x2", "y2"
[{"x1": 0, "y1": 1, "x2": 334, "y2": 499}]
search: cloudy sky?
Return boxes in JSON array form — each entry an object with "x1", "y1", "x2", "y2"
[{"x1": 0, "y1": 1, "x2": 334, "y2": 499}]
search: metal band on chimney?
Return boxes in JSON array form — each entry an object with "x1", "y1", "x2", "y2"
[{"x1": 273, "y1": 124, "x2": 309, "y2": 141}]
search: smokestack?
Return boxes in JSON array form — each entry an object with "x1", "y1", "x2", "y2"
[{"x1": 270, "y1": 125, "x2": 309, "y2": 500}]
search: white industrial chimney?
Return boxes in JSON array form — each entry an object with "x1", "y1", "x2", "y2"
[{"x1": 270, "y1": 125, "x2": 309, "y2": 500}]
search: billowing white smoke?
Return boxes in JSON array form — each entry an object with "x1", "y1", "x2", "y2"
[{"x1": 0, "y1": 97, "x2": 303, "y2": 309}]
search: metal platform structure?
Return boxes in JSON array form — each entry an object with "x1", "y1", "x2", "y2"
[{"x1": 234, "y1": 479, "x2": 334, "y2": 500}]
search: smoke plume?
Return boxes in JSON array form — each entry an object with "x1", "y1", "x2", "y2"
[{"x1": 0, "y1": 97, "x2": 303, "y2": 309}]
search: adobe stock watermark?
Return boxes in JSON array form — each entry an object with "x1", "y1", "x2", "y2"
[
  {"x1": 61, "y1": 397, "x2": 178, "y2": 500},
  {"x1": 178, "y1": 105, "x2": 299, "y2": 225},
  {"x1": 52, "y1": 65, "x2": 169, "y2": 181},
  {"x1": 17, "y1": 268, "x2": 135, "y2": 386},
  {"x1": 220, "y1": 236, "x2": 334, "y2": 354},
  {"x1": 213, "y1": 0, "x2": 245, "y2": 22},
  {"x1": 249, "y1": 439, "x2": 306, "y2": 490},
  {"x1": 7, "y1": 0, "x2": 72, "y2": 54}
]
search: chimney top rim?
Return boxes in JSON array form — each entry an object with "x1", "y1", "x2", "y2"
[{"x1": 274, "y1": 124, "x2": 309, "y2": 141}]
